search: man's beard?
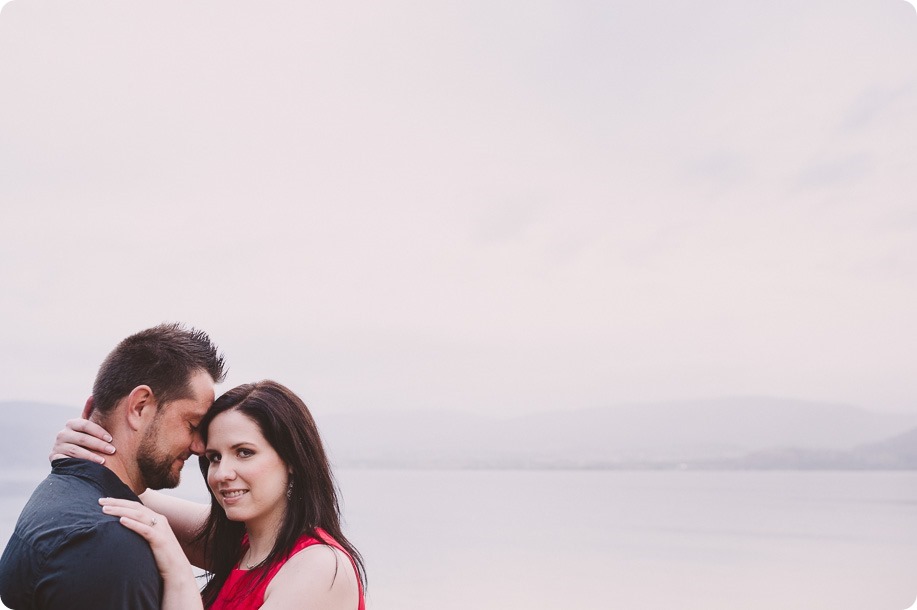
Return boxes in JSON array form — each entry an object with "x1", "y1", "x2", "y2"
[{"x1": 137, "y1": 416, "x2": 183, "y2": 490}]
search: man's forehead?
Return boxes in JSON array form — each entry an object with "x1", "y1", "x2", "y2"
[
  {"x1": 190, "y1": 399, "x2": 211, "y2": 419},
  {"x1": 187, "y1": 369, "x2": 216, "y2": 401},
  {"x1": 167, "y1": 395, "x2": 210, "y2": 418}
]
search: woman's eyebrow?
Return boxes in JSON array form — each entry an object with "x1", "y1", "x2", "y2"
[{"x1": 207, "y1": 442, "x2": 255, "y2": 451}]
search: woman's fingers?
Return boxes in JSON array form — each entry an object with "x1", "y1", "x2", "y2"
[
  {"x1": 99, "y1": 497, "x2": 155, "y2": 520},
  {"x1": 98, "y1": 497, "x2": 142, "y2": 509},
  {"x1": 68, "y1": 417, "x2": 113, "y2": 442},
  {"x1": 115, "y1": 514, "x2": 158, "y2": 540},
  {"x1": 49, "y1": 419, "x2": 116, "y2": 463},
  {"x1": 99, "y1": 497, "x2": 192, "y2": 581},
  {"x1": 100, "y1": 499, "x2": 168, "y2": 539}
]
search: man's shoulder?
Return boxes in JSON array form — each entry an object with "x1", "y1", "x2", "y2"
[
  {"x1": 1, "y1": 462, "x2": 160, "y2": 610},
  {"x1": 14, "y1": 508, "x2": 155, "y2": 572},
  {"x1": 11, "y1": 464, "x2": 146, "y2": 560},
  {"x1": 55, "y1": 518, "x2": 157, "y2": 563},
  {"x1": 37, "y1": 520, "x2": 161, "y2": 608}
]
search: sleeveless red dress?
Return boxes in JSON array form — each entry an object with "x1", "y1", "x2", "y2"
[{"x1": 208, "y1": 528, "x2": 365, "y2": 610}]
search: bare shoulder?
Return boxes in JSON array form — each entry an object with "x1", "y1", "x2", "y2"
[{"x1": 261, "y1": 544, "x2": 360, "y2": 610}]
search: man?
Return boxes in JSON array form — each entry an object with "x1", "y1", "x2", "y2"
[{"x1": 0, "y1": 323, "x2": 225, "y2": 610}]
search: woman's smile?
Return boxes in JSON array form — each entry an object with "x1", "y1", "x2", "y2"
[{"x1": 219, "y1": 489, "x2": 249, "y2": 504}]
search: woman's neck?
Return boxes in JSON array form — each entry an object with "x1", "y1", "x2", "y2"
[{"x1": 243, "y1": 511, "x2": 285, "y2": 565}]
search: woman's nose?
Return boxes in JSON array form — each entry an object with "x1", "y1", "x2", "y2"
[{"x1": 212, "y1": 462, "x2": 236, "y2": 481}]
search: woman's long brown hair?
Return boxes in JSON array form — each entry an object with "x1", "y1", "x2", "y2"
[{"x1": 194, "y1": 380, "x2": 366, "y2": 607}]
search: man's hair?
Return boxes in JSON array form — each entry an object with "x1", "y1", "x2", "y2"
[{"x1": 92, "y1": 323, "x2": 226, "y2": 416}]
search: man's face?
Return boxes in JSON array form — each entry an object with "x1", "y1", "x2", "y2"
[{"x1": 136, "y1": 369, "x2": 215, "y2": 490}]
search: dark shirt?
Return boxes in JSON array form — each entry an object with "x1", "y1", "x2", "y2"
[{"x1": 0, "y1": 459, "x2": 162, "y2": 610}]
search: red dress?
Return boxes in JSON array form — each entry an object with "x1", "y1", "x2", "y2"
[{"x1": 209, "y1": 528, "x2": 365, "y2": 610}]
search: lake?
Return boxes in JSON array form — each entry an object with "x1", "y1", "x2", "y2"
[{"x1": 2, "y1": 468, "x2": 916, "y2": 609}]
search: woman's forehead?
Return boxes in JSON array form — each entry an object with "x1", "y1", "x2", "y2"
[{"x1": 206, "y1": 409, "x2": 266, "y2": 446}]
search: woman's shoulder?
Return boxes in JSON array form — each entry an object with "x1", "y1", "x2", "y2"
[
  {"x1": 286, "y1": 528, "x2": 349, "y2": 556},
  {"x1": 261, "y1": 541, "x2": 360, "y2": 609},
  {"x1": 287, "y1": 531, "x2": 324, "y2": 553}
]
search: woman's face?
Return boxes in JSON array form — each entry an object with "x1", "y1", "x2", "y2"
[{"x1": 204, "y1": 409, "x2": 290, "y2": 530}]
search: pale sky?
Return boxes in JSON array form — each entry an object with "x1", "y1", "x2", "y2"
[{"x1": 1, "y1": 0, "x2": 916, "y2": 416}]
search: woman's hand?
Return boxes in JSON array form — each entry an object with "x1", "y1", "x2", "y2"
[
  {"x1": 49, "y1": 418, "x2": 116, "y2": 464},
  {"x1": 100, "y1": 498, "x2": 204, "y2": 610},
  {"x1": 99, "y1": 498, "x2": 189, "y2": 579}
]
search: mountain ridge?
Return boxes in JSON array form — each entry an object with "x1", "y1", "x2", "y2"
[{"x1": 2, "y1": 397, "x2": 916, "y2": 470}]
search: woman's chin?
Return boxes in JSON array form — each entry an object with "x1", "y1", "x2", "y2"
[{"x1": 222, "y1": 507, "x2": 247, "y2": 522}]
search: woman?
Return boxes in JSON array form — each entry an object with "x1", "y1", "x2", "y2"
[{"x1": 58, "y1": 380, "x2": 365, "y2": 610}]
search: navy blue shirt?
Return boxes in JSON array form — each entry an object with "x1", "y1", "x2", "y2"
[{"x1": 0, "y1": 459, "x2": 162, "y2": 610}]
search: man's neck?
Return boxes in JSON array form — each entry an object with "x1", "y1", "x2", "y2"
[
  {"x1": 97, "y1": 449, "x2": 146, "y2": 496},
  {"x1": 88, "y1": 413, "x2": 147, "y2": 496}
]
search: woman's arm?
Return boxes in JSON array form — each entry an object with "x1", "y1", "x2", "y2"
[
  {"x1": 99, "y1": 498, "x2": 205, "y2": 610},
  {"x1": 138, "y1": 490, "x2": 211, "y2": 569},
  {"x1": 51, "y1": 418, "x2": 213, "y2": 569}
]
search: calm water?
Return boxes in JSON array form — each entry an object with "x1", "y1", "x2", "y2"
[{"x1": 2, "y1": 469, "x2": 917, "y2": 610}]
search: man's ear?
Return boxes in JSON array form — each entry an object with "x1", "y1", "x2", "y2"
[
  {"x1": 81, "y1": 396, "x2": 94, "y2": 419},
  {"x1": 125, "y1": 385, "x2": 157, "y2": 431}
]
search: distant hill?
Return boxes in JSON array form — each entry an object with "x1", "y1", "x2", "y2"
[
  {"x1": 3, "y1": 397, "x2": 917, "y2": 470},
  {"x1": 854, "y1": 426, "x2": 917, "y2": 467},
  {"x1": 726, "y1": 427, "x2": 917, "y2": 470},
  {"x1": 314, "y1": 396, "x2": 917, "y2": 469}
]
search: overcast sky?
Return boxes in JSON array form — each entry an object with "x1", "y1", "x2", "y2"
[{"x1": 1, "y1": 0, "x2": 916, "y2": 416}]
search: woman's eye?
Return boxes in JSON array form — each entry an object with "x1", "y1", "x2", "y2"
[
  {"x1": 207, "y1": 454, "x2": 221, "y2": 464},
  {"x1": 238, "y1": 449, "x2": 254, "y2": 458}
]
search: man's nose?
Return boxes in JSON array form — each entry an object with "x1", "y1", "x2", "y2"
[{"x1": 190, "y1": 432, "x2": 205, "y2": 456}]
